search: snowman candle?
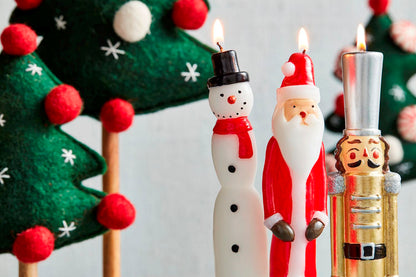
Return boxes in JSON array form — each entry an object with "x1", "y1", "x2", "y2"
[
  {"x1": 262, "y1": 28, "x2": 328, "y2": 277},
  {"x1": 207, "y1": 20, "x2": 268, "y2": 277}
]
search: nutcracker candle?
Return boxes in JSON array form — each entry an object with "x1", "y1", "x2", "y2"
[
  {"x1": 262, "y1": 28, "x2": 328, "y2": 277},
  {"x1": 328, "y1": 24, "x2": 401, "y2": 277},
  {"x1": 207, "y1": 19, "x2": 268, "y2": 277}
]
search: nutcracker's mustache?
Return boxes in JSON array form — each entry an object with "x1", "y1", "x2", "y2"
[
  {"x1": 347, "y1": 159, "x2": 381, "y2": 168},
  {"x1": 348, "y1": 160, "x2": 361, "y2": 168},
  {"x1": 367, "y1": 159, "x2": 381, "y2": 168}
]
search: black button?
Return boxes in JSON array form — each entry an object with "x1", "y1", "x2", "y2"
[
  {"x1": 228, "y1": 165, "x2": 236, "y2": 173},
  {"x1": 230, "y1": 204, "x2": 238, "y2": 212},
  {"x1": 231, "y1": 244, "x2": 239, "y2": 253}
]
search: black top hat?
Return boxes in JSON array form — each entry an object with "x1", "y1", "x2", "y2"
[{"x1": 207, "y1": 50, "x2": 249, "y2": 88}]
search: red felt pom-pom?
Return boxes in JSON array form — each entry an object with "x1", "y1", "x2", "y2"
[
  {"x1": 12, "y1": 226, "x2": 55, "y2": 263},
  {"x1": 334, "y1": 93, "x2": 345, "y2": 117},
  {"x1": 172, "y1": 0, "x2": 208, "y2": 30},
  {"x1": 45, "y1": 85, "x2": 83, "y2": 125},
  {"x1": 1, "y1": 24, "x2": 38, "y2": 56},
  {"x1": 15, "y1": 0, "x2": 43, "y2": 10},
  {"x1": 100, "y1": 99, "x2": 134, "y2": 133},
  {"x1": 369, "y1": 0, "x2": 389, "y2": 15},
  {"x1": 97, "y1": 193, "x2": 136, "y2": 230}
]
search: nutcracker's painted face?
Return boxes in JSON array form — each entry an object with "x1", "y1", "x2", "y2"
[
  {"x1": 283, "y1": 98, "x2": 319, "y2": 125},
  {"x1": 208, "y1": 82, "x2": 253, "y2": 119},
  {"x1": 336, "y1": 135, "x2": 389, "y2": 174}
]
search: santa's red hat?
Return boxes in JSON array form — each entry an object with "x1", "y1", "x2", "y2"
[{"x1": 276, "y1": 53, "x2": 320, "y2": 107}]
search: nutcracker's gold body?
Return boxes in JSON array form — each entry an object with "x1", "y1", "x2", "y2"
[{"x1": 330, "y1": 135, "x2": 399, "y2": 277}]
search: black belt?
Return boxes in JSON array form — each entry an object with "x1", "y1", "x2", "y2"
[{"x1": 344, "y1": 243, "x2": 386, "y2": 260}]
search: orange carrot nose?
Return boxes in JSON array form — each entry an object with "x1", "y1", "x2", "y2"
[
  {"x1": 300, "y1": 111, "x2": 306, "y2": 118},
  {"x1": 363, "y1": 148, "x2": 368, "y2": 157},
  {"x1": 227, "y1": 95, "x2": 236, "y2": 104}
]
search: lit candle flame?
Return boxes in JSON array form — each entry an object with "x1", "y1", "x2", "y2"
[
  {"x1": 298, "y1": 27, "x2": 309, "y2": 53},
  {"x1": 356, "y1": 24, "x2": 366, "y2": 51},
  {"x1": 213, "y1": 19, "x2": 224, "y2": 51}
]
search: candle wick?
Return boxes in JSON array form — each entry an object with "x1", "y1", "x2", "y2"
[
  {"x1": 302, "y1": 49, "x2": 306, "y2": 54},
  {"x1": 217, "y1": 42, "x2": 224, "y2": 52}
]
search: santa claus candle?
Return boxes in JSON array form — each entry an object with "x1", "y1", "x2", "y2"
[
  {"x1": 207, "y1": 20, "x2": 268, "y2": 277},
  {"x1": 262, "y1": 28, "x2": 328, "y2": 277}
]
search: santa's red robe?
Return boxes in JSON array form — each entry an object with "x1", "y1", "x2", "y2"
[{"x1": 262, "y1": 137, "x2": 327, "y2": 277}]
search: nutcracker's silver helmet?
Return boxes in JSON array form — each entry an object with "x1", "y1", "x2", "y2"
[{"x1": 335, "y1": 51, "x2": 390, "y2": 174}]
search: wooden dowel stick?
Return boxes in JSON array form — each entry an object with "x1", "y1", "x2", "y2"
[
  {"x1": 102, "y1": 128, "x2": 120, "y2": 277},
  {"x1": 19, "y1": 262, "x2": 37, "y2": 277}
]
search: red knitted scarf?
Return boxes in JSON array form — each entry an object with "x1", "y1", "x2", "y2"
[{"x1": 213, "y1": 117, "x2": 253, "y2": 159}]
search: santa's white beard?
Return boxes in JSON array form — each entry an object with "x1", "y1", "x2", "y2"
[{"x1": 272, "y1": 108, "x2": 324, "y2": 180}]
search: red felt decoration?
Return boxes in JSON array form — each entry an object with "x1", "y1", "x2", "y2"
[
  {"x1": 12, "y1": 226, "x2": 55, "y2": 263},
  {"x1": 172, "y1": 0, "x2": 208, "y2": 30},
  {"x1": 15, "y1": 0, "x2": 43, "y2": 10},
  {"x1": 369, "y1": 0, "x2": 390, "y2": 16},
  {"x1": 1, "y1": 24, "x2": 37, "y2": 56},
  {"x1": 334, "y1": 93, "x2": 345, "y2": 117},
  {"x1": 45, "y1": 84, "x2": 83, "y2": 125},
  {"x1": 97, "y1": 193, "x2": 136, "y2": 230},
  {"x1": 100, "y1": 99, "x2": 134, "y2": 133}
]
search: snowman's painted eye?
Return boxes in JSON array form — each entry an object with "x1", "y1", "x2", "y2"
[
  {"x1": 312, "y1": 105, "x2": 315, "y2": 108},
  {"x1": 113, "y1": 1, "x2": 152, "y2": 43},
  {"x1": 293, "y1": 105, "x2": 296, "y2": 108},
  {"x1": 220, "y1": 94, "x2": 224, "y2": 97},
  {"x1": 238, "y1": 90, "x2": 242, "y2": 94}
]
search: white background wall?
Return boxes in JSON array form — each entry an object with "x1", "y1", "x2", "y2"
[{"x1": 1, "y1": 0, "x2": 416, "y2": 276}]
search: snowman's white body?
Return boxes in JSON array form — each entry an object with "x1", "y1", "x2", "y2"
[{"x1": 209, "y1": 82, "x2": 268, "y2": 277}]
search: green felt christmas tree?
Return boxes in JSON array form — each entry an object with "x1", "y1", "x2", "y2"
[
  {"x1": 10, "y1": 0, "x2": 215, "y2": 131},
  {"x1": 325, "y1": 0, "x2": 416, "y2": 181},
  {"x1": 0, "y1": 24, "x2": 135, "y2": 263}
]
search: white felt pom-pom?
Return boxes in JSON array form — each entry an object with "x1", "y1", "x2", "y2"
[
  {"x1": 113, "y1": 1, "x2": 152, "y2": 43},
  {"x1": 390, "y1": 21, "x2": 416, "y2": 53},
  {"x1": 384, "y1": 135, "x2": 404, "y2": 165},
  {"x1": 281, "y1": 62, "x2": 295, "y2": 77},
  {"x1": 398, "y1": 105, "x2": 416, "y2": 142}
]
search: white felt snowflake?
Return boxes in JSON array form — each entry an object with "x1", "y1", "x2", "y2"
[
  {"x1": 395, "y1": 162, "x2": 413, "y2": 174},
  {"x1": 0, "y1": 114, "x2": 5, "y2": 127},
  {"x1": 54, "y1": 15, "x2": 67, "y2": 31},
  {"x1": 181, "y1": 62, "x2": 200, "y2": 82},
  {"x1": 25, "y1": 63, "x2": 43, "y2": 76},
  {"x1": 58, "y1": 220, "x2": 76, "y2": 238},
  {"x1": 61, "y1": 149, "x2": 76, "y2": 166},
  {"x1": 0, "y1": 168, "x2": 10, "y2": 185},
  {"x1": 389, "y1": 85, "x2": 405, "y2": 102},
  {"x1": 100, "y1": 40, "x2": 125, "y2": 60},
  {"x1": 36, "y1": 36, "x2": 43, "y2": 47}
]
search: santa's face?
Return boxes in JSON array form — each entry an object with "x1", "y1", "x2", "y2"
[
  {"x1": 339, "y1": 135, "x2": 385, "y2": 175},
  {"x1": 283, "y1": 98, "x2": 319, "y2": 125},
  {"x1": 272, "y1": 98, "x2": 324, "y2": 179},
  {"x1": 208, "y1": 82, "x2": 253, "y2": 119}
]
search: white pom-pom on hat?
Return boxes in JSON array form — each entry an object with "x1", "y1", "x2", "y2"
[
  {"x1": 281, "y1": 62, "x2": 295, "y2": 77},
  {"x1": 113, "y1": 1, "x2": 152, "y2": 43},
  {"x1": 384, "y1": 135, "x2": 404, "y2": 165}
]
